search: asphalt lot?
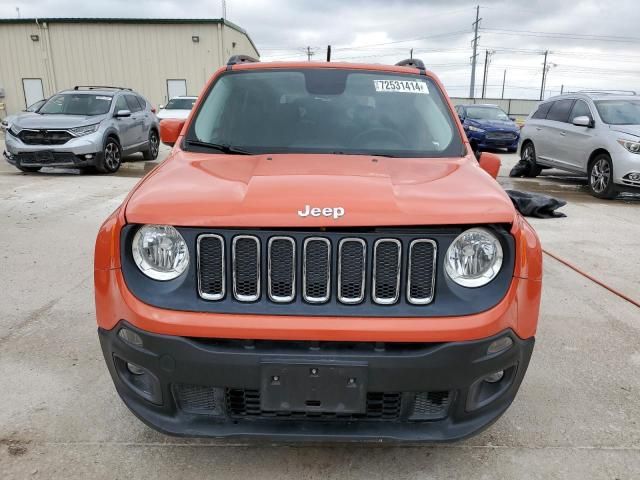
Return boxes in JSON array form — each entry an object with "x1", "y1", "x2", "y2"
[{"x1": 1, "y1": 139, "x2": 639, "y2": 479}]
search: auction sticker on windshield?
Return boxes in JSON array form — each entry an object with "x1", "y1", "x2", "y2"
[{"x1": 373, "y1": 79, "x2": 429, "y2": 94}]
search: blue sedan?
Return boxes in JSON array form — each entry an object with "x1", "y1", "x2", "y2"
[{"x1": 455, "y1": 104, "x2": 520, "y2": 153}]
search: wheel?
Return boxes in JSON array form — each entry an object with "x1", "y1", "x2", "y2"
[
  {"x1": 521, "y1": 142, "x2": 542, "y2": 177},
  {"x1": 16, "y1": 165, "x2": 41, "y2": 173},
  {"x1": 96, "y1": 137, "x2": 122, "y2": 173},
  {"x1": 588, "y1": 154, "x2": 616, "y2": 199},
  {"x1": 142, "y1": 129, "x2": 159, "y2": 160}
]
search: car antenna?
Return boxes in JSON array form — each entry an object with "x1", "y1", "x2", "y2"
[{"x1": 327, "y1": 45, "x2": 331, "y2": 62}]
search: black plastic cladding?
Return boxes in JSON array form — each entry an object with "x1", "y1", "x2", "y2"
[{"x1": 119, "y1": 225, "x2": 515, "y2": 317}]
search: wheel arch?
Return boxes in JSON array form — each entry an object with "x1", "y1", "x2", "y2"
[{"x1": 587, "y1": 148, "x2": 611, "y2": 169}]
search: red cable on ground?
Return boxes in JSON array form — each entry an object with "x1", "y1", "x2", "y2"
[{"x1": 543, "y1": 249, "x2": 640, "y2": 309}]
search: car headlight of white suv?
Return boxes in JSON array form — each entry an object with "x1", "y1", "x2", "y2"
[
  {"x1": 69, "y1": 123, "x2": 100, "y2": 137},
  {"x1": 617, "y1": 138, "x2": 640, "y2": 154},
  {"x1": 445, "y1": 228, "x2": 504, "y2": 287},
  {"x1": 132, "y1": 225, "x2": 190, "y2": 281}
]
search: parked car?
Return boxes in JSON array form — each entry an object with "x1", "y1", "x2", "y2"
[
  {"x1": 94, "y1": 56, "x2": 542, "y2": 442},
  {"x1": 519, "y1": 91, "x2": 640, "y2": 198},
  {"x1": 157, "y1": 96, "x2": 197, "y2": 120},
  {"x1": 1, "y1": 98, "x2": 47, "y2": 132},
  {"x1": 3, "y1": 86, "x2": 160, "y2": 173},
  {"x1": 456, "y1": 104, "x2": 520, "y2": 153}
]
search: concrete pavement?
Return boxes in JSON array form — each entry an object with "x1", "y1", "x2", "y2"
[{"x1": 1, "y1": 144, "x2": 639, "y2": 479}]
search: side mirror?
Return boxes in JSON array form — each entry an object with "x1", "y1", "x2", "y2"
[
  {"x1": 458, "y1": 114, "x2": 464, "y2": 121},
  {"x1": 478, "y1": 152, "x2": 501, "y2": 180},
  {"x1": 572, "y1": 115, "x2": 592, "y2": 127},
  {"x1": 509, "y1": 116, "x2": 516, "y2": 121},
  {"x1": 158, "y1": 104, "x2": 165, "y2": 110},
  {"x1": 160, "y1": 118, "x2": 185, "y2": 147},
  {"x1": 115, "y1": 109, "x2": 131, "y2": 118}
]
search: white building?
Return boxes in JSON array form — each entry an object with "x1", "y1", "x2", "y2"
[{"x1": 0, "y1": 17, "x2": 259, "y2": 116}]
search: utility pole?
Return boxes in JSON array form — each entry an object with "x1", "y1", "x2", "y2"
[
  {"x1": 501, "y1": 69, "x2": 506, "y2": 99},
  {"x1": 481, "y1": 50, "x2": 494, "y2": 99},
  {"x1": 16, "y1": 6, "x2": 20, "y2": 18},
  {"x1": 560, "y1": 84, "x2": 564, "y2": 94},
  {"x1": 540, "y1": 50, "x2": 549, "y2": 100},
  {"x1": 306, "y1": 46, "x2": 314, "y2": 61},
  {"x1": 469, "y1": 5, "x2": 481, "y2": 98},
  {"x1": 326, "y1": 45, "x2": 331, "y2": 62},
  {"x1": 410, "y1": 48, "x2": 413, "y2": 60}
]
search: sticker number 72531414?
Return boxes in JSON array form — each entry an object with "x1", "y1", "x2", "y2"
[{"x1": 373, "y1": 79, "x2": 429, "y2": 94}]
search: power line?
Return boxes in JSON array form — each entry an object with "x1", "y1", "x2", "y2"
[{"x1": 480, "y1": 27, "x2": 640, "y2": 44}]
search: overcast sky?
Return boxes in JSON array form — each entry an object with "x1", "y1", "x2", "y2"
[{"x1": 2, "y1": 0, "x2": 640, "y2": 99}]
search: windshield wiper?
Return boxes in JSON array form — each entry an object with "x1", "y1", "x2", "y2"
[{"x1": 185, "y1": 140, "x2": 254, "y2": 155}]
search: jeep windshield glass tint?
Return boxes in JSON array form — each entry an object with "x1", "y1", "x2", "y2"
[
  {"x1": 595, "y1": 100, "x2": 640, "y2": 125},
  {"x1": 465, "y1": 106, "x2": 510, "y2": 121},
  {"x1": 39, "y1": 93, "x2": 113, "y2": 116},
  {"x1": 187, "y1": 69, "x2": 463, "y2": 157},
  {"x1": 165, "y1": 98, "x2": 196, "y2": 110}
]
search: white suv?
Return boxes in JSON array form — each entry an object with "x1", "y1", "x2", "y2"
[{"x1": 519, "y1": 91, "x2": 640, "y2": 198}]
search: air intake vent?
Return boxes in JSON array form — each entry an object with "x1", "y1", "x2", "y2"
[
  {"x1": 268, "y1": 237, "x2": 295, "y2": 302},
  {"x1": 232, "y1": 235, "x2": 260, "y2": 301},
  {"x1": 407, "y1": 240, "x2": 437, "y2": 304},
  {"x1": 197, "y1": 234, "x2": 225, "y2": 300},
  {"x1": 338, "y1": 239, "x2": 366, "y2": 304},
  {"x1": 373, "y1": 239, "x2": 401, "y2": 304},
  {"x1": 303, "y1": 238, "x2": 331, "y2": 303}
]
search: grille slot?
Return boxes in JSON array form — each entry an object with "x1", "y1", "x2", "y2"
[
  {"x1": 197, "y1": 235, "x2": 225, "y2": 300},
  {"x1": 372, "y1": 239, "x2": 402, "y2": 305},
  {"x1": 268, "y1": 237, "x2": 295, "y2": 302},
  {"x1": 232, "y1": 235, "x2": 260, "y2": 302},
  {"x1": 409, "y1": 391, "x2": 451, "y2": 421},
  {"x1": 338, "y1": 238, "x2": 366, "y2": 304},
  {"x1": 407, "y1": 240, "x2": 437, "y2": 305},
  {"x1": 226, "y1": 389, "x2": 402, "y2": 421},
  {"x1": 174, "y1": 384, "x2": 225, "y2": 415},
  {"x1": 303, "y1": 238, "x2": 331, "y2": 304}
]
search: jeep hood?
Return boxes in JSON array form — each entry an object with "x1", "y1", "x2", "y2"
[
  {"x1": 13, "y1": 113, "x2": 107, "y2": 129},
  {"x1": 125, "y1": 152, "x2": 516, "y2": 227}
]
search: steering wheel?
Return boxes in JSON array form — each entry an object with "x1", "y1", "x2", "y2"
[{"x1": 351, "y1": 128, "x2": 407, "y2": 148}]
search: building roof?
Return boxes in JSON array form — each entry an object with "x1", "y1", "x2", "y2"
[{"x1": 0, "y1": 17, "x2": 259, "y2": 56}]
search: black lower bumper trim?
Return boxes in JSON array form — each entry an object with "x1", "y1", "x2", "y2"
[{"x1": 98, "y1": 323, "x2": 534, "y2": 442}]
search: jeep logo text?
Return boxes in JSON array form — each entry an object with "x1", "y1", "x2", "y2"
[{"x1": 297, "y1": 205, "x2": 345, "y2": 219}]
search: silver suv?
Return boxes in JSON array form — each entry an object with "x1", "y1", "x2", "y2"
[
  {"x1": 3, "y1": 86, "x2": 159, "y2": 173},
  {"x1": 519, "y1": 91, "x2": 640, "y2": 198}
]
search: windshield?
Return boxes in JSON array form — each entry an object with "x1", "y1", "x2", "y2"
[
  {"x1": 595, "y1": 100, "x2": 640, "y2": 125},
  {"x1": 165, "y1": 98, "x2": 196, "y2": 110},
  {"x1": 465, "y1": 106, "x2": 510, "y2": 121},
  {"x1": 39, "y1": 93, "x2": 113, "y2": 116},
  {"x1": 186, "y1": 69, "x2": 463, "y2": 157}
]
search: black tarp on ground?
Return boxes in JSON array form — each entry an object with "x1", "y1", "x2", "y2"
[{"x1": 505, "y1": 190, "x2": 567, "y2": 218}]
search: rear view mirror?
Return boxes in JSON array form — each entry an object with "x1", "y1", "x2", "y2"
[
  {"x1": 160, "y1": 118, "x2": 186, "y2": 147},
  {"x1": 478, "y1": 152, "x2": 501, "y2": 180},
  {"x1": 572, "y1": 116, "x2": 592, "y2": 127},
  {"x1": 115, "y1": 109, "x2": 131, "y2": 118}
]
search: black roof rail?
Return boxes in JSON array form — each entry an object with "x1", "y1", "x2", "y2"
[
  {"x1": 227, "y1": 55, "x2": 259, "y2": 66},
  {"x1": 73, "y1": 85, "x2": 132, "y2": 91},
  {"x1": 395, "y1": 58, "x2": 426, "y2": 71},
  {"x1": 574, "y1": 89, "x2": 637, "y2": 95}
]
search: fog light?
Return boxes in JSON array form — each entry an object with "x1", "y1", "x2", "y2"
[
  {"x1": 628, "y1": 173, "x2": 640, "y2": 181},
  {"x1": 487, "y1": 336, "x2": 513, "y2": 355},
  {"x1": 484, "y1": 370, "x2": 505, "y2": 383},
  {"x1": 127, "y1": 362, "x2": 146, "y2": 375},
  {"x1": 118, "y1": 328, "x2": 143, "y2": 347},
  {"x1": 85, "y1": 154, "x2": 94, "y2": 159}
]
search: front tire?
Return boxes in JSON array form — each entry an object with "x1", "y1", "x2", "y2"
[
  {"x1": 16, "y1": 165, "x2": 42, "y2": 173},
  {"x1": 521, "y1": 142, "x2": 542, "y2": 178},
  {"x1": 96, "y1": 137, "x2": 122, "y2": 173},
  {"x1": 588, "y1": 154, "x2": 616, "y2": 199},
  {"x1": 142, "y1": 130, "x2": 159, "y2": 160}
]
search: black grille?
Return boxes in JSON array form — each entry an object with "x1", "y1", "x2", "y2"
[
  {"x1": 409, "y1": 391, "x2": 451, "y2": 420},
  {"x1": 15, "y1": 151, "x2": 78, "y2": 165},
  {"x1": 373, "y1": 240, "x2": 401, "y2": 304},
  {"x1": 18, "y1": 129, "x2": 73, "y2": 145},
  {"x1": 226, "y1": 389, "x2": 402, "y2": 421},
  {"x1": 303, "y1": 238, "x2": 330, "y2": 303},
  {"x1": 268, "y1": 237, "x2": 295, "y2": 302},
  {"x1": 408, "y1": 240, "x2": 436, "y2": 304},
  {"x1": 198, "y1": 235, "x2": 225, "y2": 300},
  {"x1": 174, "y1": 383, "x2": 225, "y2": 415},
  {"x1": 486, "y1": 131, "x2": 516, "y2": 141},
  {"x1": 338, "y1": 239, "x2": 366, "y2": 303},
  {"x1": 233, "y1": 236, "x2": 260, "y2": 301}
]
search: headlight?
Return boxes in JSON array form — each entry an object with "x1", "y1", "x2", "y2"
[
  {"x1": 467, "y1": 125, "x2": 485, "y2": 133},
  {"x1": 8, "y1": 125, "x2": 20, "y2": 137},
  {"x1": 69, "y1": 123, "x2": 100, "y2": 137},
  {"x1": 617, "y1": 138, "x2": 640, "y2": 154},
  {"x1": 445, "y1": 228, "x2": 503, "y2": 287},
  {"x1": 132, "y1": 225, "x2": 190, "y2": 281}
]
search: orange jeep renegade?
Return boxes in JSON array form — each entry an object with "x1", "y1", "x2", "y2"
[{"x1": 95, "y1": 56, "x2": 542, "y2": 441}]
